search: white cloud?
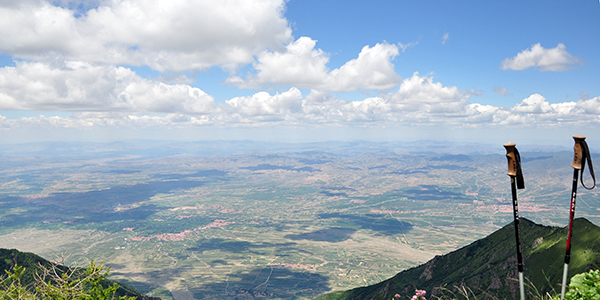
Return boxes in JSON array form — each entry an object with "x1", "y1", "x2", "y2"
[
  {"x1": 511, "y1": 94, "x2": 555, "y2": 114},
  {"x1": 577, "y1": 96, "x2": 600, "y2": 114},
  {"x1": 227, "y1": 37, "x2": 329, "y2": 89},
  {"x1": 0, "y1": 62, "x2": 217, "y2": 113},
  {"x1": 442, "y1": 33, "x2": 449, "y2": 45},
  {"x1": 463, "y1": 103, "x2": 506, "y2": 124},
  {"x1": 0, "y1": 0, "x2": 292, "y2": 71},
  {"x1": 501, "y1": 43, "x2": 580, "y2": 71},
  {"x1": 493, "y1": 86, "x2": 511, "y2": 96},
  {"x1": 398, "y1": 41, "x2": 418, "y2": 52},
  {"x1": 384, "y1": 72, "x2": 469, "y2": 114},
  {"x1": 298, "y1": 73, "x2": 474, "y2": 125},
  {"x1": 225, "y1": 87, "x2": 303, "y2": 117},
  {"x1": 326, "y1": 43, "x2": 401, "y2": 91},
  {"x1": 504, "y1": 94, "x2": 600, "y2": 125},
  {"x1": 229, "y1": 37, "x2": 402, "y2": 92}
]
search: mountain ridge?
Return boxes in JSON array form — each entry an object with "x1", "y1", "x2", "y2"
[{"x1": 318, "y1": 218, "x2": 600, "y2": 300}]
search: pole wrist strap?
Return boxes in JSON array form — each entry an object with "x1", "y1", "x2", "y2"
[
  {"x1": 515, "y1": 148, "x2": 525, "y2": 189},
  {"x1": 580, "y1": 141, "x2": 596, "y2": 190}
]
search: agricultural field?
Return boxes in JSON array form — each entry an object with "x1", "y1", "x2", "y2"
[{"x1": 1, "y1": 141, "x2": 599, "y2": 299}]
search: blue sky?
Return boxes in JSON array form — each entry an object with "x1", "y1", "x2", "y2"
[{"x1": 1, "y1": 0, "x2": 599, "y2": 146}]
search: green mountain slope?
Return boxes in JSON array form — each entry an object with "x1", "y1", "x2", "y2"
[
  {"x1": 318, "y1": 218, "x2": 600, "y2": 300},
  {"x1": 0, "y1": 248, "x2": 160, "y2": 300}
]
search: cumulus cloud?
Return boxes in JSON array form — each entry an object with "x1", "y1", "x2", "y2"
[
  {"x1": 228, "y1": 37, "x2": 402, "y2": 92},
  {"x1": 493, "y1": 86, "x2": 511, "y2": 96},
  {"x1": 227, "y1": 37, "x2": 329, "y2": 89},
  {"x1": 501, "y1": 43, "x2": 581, "y2": 71},
  {"x1": 297, "y1": 73, "x2": 474, "y2": 125},
  {"x1": 384, "y1": 72, "x2": 469, "y2": 114},
  {"x1": 511, "y1": 94, "x2": 555, "y2": 114},
  {"x1": 577, "y1": 96, "x2": 600, "y2": 114},
  {"x1": 225, "y1": 87, "x2": 303, "y2": 121},
  {"x1": 504, "y1": 94, "x2": 600, "y2": 124},
  {"x1": 327, "y1": 42, "x2": 401, "y2": 91},
  {"x1": 0, "y1": 0, "x2": 292, "y2": 71},
  {"x1": 463, "y1": 103, "x2": 505, "y2": 124},
  {"x1": 0, "y1": 62, "x2": 217, "y2": 113}
]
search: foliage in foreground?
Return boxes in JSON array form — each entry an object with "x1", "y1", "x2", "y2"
[
  {"x1": 377, "y1": 269, "x2": 600, "y2": 300},
  {"x1": 562, "y1": 269, "x2": 600, "y2": 300},
  {"x1": 0, "y1": 259, "x2": 136, "y2": 300}
]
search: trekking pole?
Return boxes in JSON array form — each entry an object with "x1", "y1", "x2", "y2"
[
  {"x1": 560, "y1": 135, "x2": 596, "y2": 300},
  {"x1": 504, "y1": 142, "x2": 526, "y2": 300}
]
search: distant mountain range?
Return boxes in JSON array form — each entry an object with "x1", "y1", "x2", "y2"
[
  {"x1": 0, "y1": 248, "x2": 160, "y2": 300},
  {"x1": 318, "y1": 218, "x2": 600, "y2": 300}
]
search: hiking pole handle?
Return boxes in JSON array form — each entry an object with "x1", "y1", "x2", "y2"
[
  {"x1": 571, "y1": 135, "x2": 586, "y2": 170},
  {"x1": 504, "y1": 142, "x2": 518, "y2": 176},
  {"x1": 504, "y1": 142, "x2": 525, "y2": 189}
]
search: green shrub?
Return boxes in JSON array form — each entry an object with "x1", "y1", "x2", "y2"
[
  {"x1": 563, "y1": 269, "x2": 600, "y2": 300},
  {"x1": 0, "y1": 260, "x2": 136, "y2": 300}
]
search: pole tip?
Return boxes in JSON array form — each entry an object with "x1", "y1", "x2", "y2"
[
  {"x1": 504, "y1": 142, "x2": 516, "y2": 148},
  {"x1": 573, "y1": 135, "x2": 586, "y2": 140}
]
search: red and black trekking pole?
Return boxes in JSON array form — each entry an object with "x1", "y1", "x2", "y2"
[
  {"x1": 560, "y1": 135, "x2": 596, "y2": 300},
  {"x1": 504, "y1": 142, "x2": 526, "y2": 300}
]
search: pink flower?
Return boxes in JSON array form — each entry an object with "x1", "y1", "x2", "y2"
[
  {"x1": 412, "y1": 289, "x2": 427, "y2": 300},
  {"x1": 394, "y1": 294, "x2": 401, "y2": 299}
]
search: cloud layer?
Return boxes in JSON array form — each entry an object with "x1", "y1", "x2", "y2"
[
  {"x1": 0, "y1": 0, "x2": 291, "y2": 71},
  {"x1": 0, "y1": 0, "x2": 597, "y2": 141},
  {"x1": 2, "y1": 65, "x2": 599, "y2": 130},
  {"x1": 0, "y1": 62, "x2": 216, "y2": 113}
]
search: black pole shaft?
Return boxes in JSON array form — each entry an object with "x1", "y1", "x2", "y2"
[
  {"x1": 564, "y1": 168, "x2": 580, "y2": 264},
  {"x1": 511, "y1": 176, "x2": 524, "y2": 272}
]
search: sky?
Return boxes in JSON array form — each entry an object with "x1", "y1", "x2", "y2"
[{"x1": 1, "y1": 0, "x2": 600, "y2": 146}]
